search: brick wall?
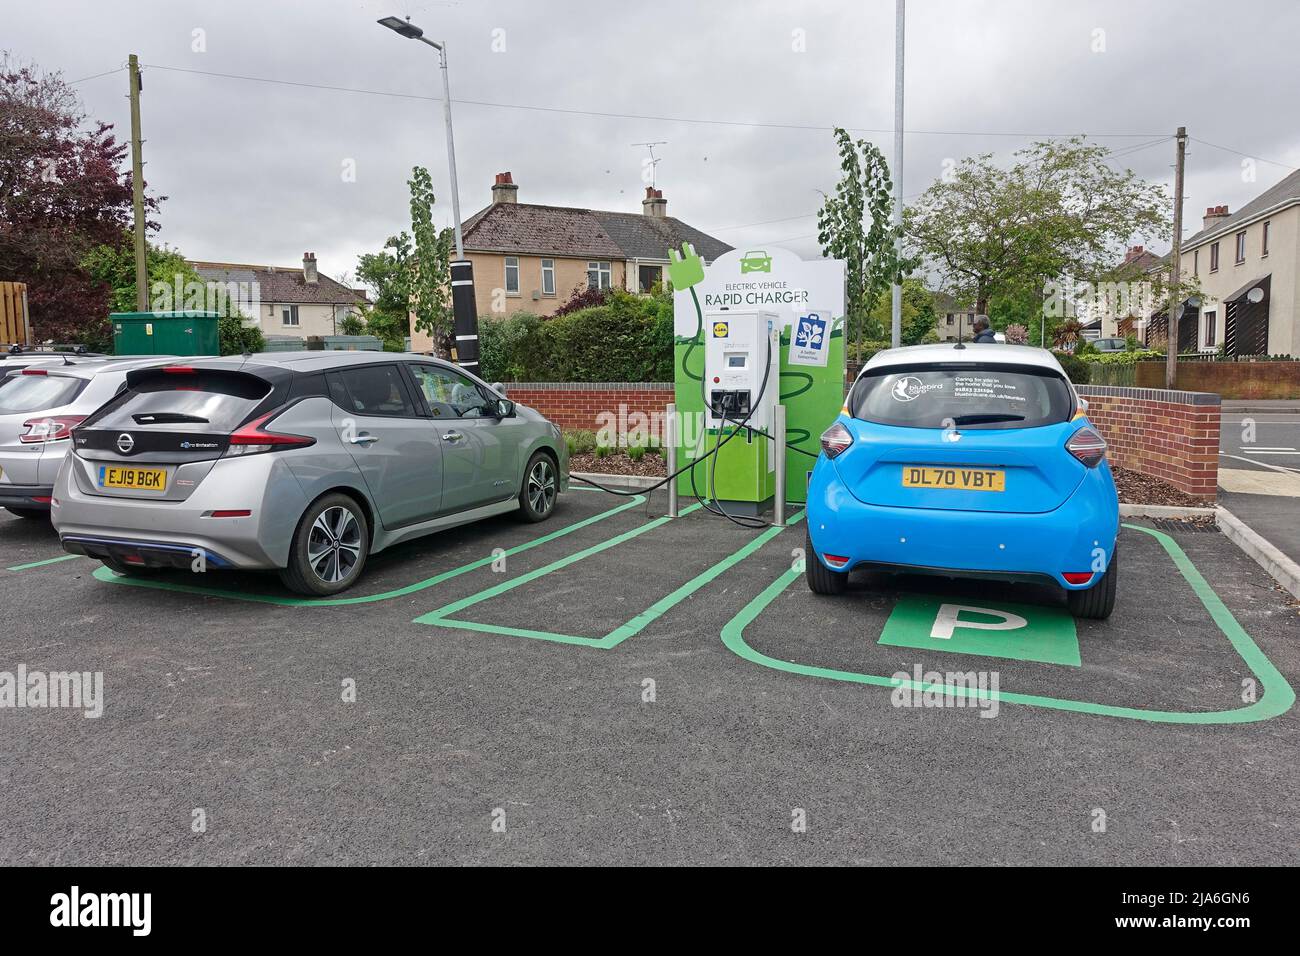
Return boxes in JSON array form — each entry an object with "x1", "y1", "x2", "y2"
[
  {"x1": 501, "y1": 382, "x2": 673, "y2": 435},
  {"x1": 502, "y1": 382, "x2": 1221, "y2": 501},
  {"x1": 1078, "y1": 385, "x2": 1220, "y2": 501},
  {"x1": 1133, "y1": 360, "x2": 1300, "y2": 399}
]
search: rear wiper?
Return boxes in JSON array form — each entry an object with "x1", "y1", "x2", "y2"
[
  {"x1": 951, "y1": 413, "x2": 1025, "y2": 424},
  {"x1": 132, "y1": 412, "x2": 209, "y2": 424}
]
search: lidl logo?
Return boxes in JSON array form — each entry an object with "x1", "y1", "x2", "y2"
[{"x1": 712, "y1": 321, "x2": 729, "y2": 338}]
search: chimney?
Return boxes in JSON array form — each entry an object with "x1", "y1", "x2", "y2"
[
  {"x1": 491, "y1": 171, "x2": 518, "y2": 204},
  {"x1": 642, "y1": 186, "x2": 666, "y2": 218},
  {"x1": 1123, "y1": 245, "x2": 1144, "y2": 264},
  {"x1": 303, "y1": 252, "x2": 318, "y2": 284},
  {"x1": 1203, "y1": 204, "x2": 1230, "y2": 231}
]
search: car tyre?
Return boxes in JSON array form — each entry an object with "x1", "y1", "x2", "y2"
[
  {"x1": 280, "y1": 492, "x2": 370, "y2": 596},
  {"x1": 805, "y1": 528, "x2": 848, "y2": 595},
  {"x1": 518, "y1": 451, "x2": 558, "y2": 523},
  {"x1": 5, "y1": 507, "x2": 47, "y2": 520},
  {"x1": 1067, "y1": 545, "x2": 1117, "y2": 620}
]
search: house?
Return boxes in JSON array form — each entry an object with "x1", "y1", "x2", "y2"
[
  {"x1": 408, "y1": 173, "x2": 731, "y2": 351},
  {"x1": 191, "y1": 254, "x2": 368, "y2": 339},
  {"x1": 933, "y1": 292, "x2": 978, "y2": 342},
  {"x1": 1082, "y1": 244, "x2": 1165, "y2": 339},
  {"x1": 1160, "y1": 168, "x2": 1300, "y2": 356}
]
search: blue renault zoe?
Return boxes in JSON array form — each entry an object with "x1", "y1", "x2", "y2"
[{"x1": 805, "y1": 343, "x2": 1119, "y2": 618}]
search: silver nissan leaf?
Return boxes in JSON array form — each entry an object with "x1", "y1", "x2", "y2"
[{"x1": 51, "y1": 352, "x2": 568, "y2": 595}]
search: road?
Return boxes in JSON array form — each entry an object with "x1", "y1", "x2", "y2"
[{"x1": 1218, "y1": 408, "x2": 1300, "y2": 567}]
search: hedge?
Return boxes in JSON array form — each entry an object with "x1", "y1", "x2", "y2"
[{"x1": 478, "y1": 289, "x2": 673, "y2": 382}]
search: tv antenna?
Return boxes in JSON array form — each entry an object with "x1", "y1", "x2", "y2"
[{"x1": 632, "y1": 141, "x2": 667, "y2": 188}]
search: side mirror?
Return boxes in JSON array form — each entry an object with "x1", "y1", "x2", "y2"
[{"x1": 495, "y1": 399, "x2": 516, "y2": 418}]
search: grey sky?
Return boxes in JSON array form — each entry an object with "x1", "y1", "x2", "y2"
[{"x1": 8, "y1": 0, "x2": 1299, "y2": 286}]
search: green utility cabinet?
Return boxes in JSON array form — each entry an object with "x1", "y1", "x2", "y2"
[{"x1": 111, "y1": 311, "x2": 220, "y2": 356}]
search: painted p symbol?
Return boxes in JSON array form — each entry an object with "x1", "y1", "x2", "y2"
[{"x1": 930, "y1": 604, "x2": 1027, "y2": 640}]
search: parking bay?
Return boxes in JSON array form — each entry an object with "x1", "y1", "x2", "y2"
[{"x1": 3, "y1": 488, "x2": 1300, "y2": 864}]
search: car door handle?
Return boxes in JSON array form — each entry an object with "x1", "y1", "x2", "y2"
[
  {"x1": 442, "y1": 431, "x2": 464, "y2": 442},
  {"x1": 350, "y1": 434, "x2": 379, "y2": 445}
]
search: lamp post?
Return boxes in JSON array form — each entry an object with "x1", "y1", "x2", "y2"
[{"x1": 379, "y1": 15, "x2": 480, "y2": 369}]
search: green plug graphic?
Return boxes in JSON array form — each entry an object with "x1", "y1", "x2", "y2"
[{"x1": 668, "y1": 241, "x2": 705, "y2": 290}]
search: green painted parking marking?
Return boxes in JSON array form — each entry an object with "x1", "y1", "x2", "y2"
[
  {"x1": 415, "y1": 509, "x2": 804, "y2": 648},
  {"x1": 6, "y1": 553, "x2": 82, "y2": 572},
  {"x1": 722, "y1": 523, "x2": 1295, "y2": 724},
  {"x1": 878, "y1": 596, "x2": 1080, "y2": 666},
  {"x1": 89, "y1": 491, "x2": 644, "y2": 607}
]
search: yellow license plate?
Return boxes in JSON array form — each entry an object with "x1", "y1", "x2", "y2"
[
  {"x1": 98, "y1": 466, "x2": 167, "y2": 491},
  {"x1": 902, "y1": 466, "x2": 1004, "y2": 492}
]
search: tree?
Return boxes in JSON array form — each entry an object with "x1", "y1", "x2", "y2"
[
  {"x1": 817, "y1": 128, "x2": 913, "y2": 354},
  {"x1": 406, "y1": 167, "x2": 454, "y2": 356},
  {"x1": 0, "y1": 56, "x2": 159, "y2": 344},
  {"x1": 356, "y1": 234, "x2": 412, "y2": 350},
  {"x1": 864, "y1": 277, "x2": 937, "y2": 346},
  {"x1": 906, "y1": 137, "x2": 1169, "y2": 319}
]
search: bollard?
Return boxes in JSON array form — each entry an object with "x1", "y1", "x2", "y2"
[
  {"x1": 665, "y1": 403, "x2": 678, "y2": 518},
  {"x1": 773, "y1": 403, "x2": 786, "y2": 527}
]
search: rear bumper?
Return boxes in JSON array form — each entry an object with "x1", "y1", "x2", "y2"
[
  {"x1": 51, "y1": 454, "x2": 307, "y2": 569},
  {"x1": 61, "y1": 534, "x2": 238, "y2": 570},
  {"x1": 0, "y1": 483, "x2": 53, "y2": 511},
  {"x1": 805, "y1": 456, "x2": 1119, "y2": 590}
]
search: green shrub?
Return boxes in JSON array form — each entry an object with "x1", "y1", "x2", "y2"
[
  {"x1": 1052, "y1": 351, "x2": 1091, "y2": 385},
  {"x1": 595, "y1": 444, "x2": 613, "y2": 459},
  {"x1": 478, "y1": 310, "x2": 543, "y2": 382},
  {"x1": 1081, "y1": 349, "x2": 1163, "y2": 366},
  {"x1": 564, "y1": 429, "x2": 597, "y2": 456},
  {"x1": 220, "y1": 316, "x2": 265, "y2": 356},
  {"x1": 627, "y1": 444, "x2": 646, "y2": 462}
]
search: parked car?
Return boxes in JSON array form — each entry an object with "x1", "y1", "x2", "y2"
[
  {"x1": 0, "y1": 357, "x2": 174, "y2": 518},
  {"x1": 804, "y1": 343, "x2": 1119, "y2": 618},
  {"x1": 52, "y1": 352, "x2": 568, "y2": 595},
  {"x1": 1091, "y1": 337, "x2": 1128, "y2": 353}
]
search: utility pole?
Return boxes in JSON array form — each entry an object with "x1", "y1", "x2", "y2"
[
  {"x1": 128, "y1": 54, "x2": 148, "y2": 312},
  {"x1": 1165, "y1": 126, "x2": 1187, "y2": 389},
  {"x1": 890, "y1": 0, "x2": 906, "y2": 349}
]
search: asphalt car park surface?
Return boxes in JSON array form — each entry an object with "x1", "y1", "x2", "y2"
[{"x1": 1, "y1": 487, "x2": 1298, "y2": 865}]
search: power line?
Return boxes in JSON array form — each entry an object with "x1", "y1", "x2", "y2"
[
  {"x1": 709, "y1": 212, "x2": 816, "y2": 232},
  {"x1": 1189, "y1": 136, "x2": 1297, "y2": 171},
  {"x1": 140, "y1": 62, "x2": 1169, "y2": 140},
  {"x1": 67, "y1": 67, "x2": 126, "y2": 85}
]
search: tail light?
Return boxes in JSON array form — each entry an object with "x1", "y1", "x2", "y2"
[
  {"x1": 21, "y1": 368, "x2": 48, "y2": 376},
  {"x1": 20, "y1": 415, "x2": 86, "y2": 443},
  {"x1": 1066, "y1": 426, "x2": 1106, "y2": 467},
  {"x1": 1062, "y1": 572, "x2": 1094, "y2": 585},
  {"x1": 224, "y1": 410, "x2": 315, "y2": 457},
  {"x1": 820, "y1": 422, "x2": 853, "y2": 459}
]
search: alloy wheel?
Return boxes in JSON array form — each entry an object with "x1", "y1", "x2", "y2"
[{"x1": 307, "y1": 505, "x2": 362, "y2": 584}]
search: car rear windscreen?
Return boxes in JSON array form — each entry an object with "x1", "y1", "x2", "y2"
[
  {"x1": 86, "y1": 371, "x2": 272, "y2": 434},
  {"x1": 0, "y1": 374, "x2": 85, "y2": 414},
  {"x1": 849, "y1": 364, "x2": 1073, "y2": 430}
]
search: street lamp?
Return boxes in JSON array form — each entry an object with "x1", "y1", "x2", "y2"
[
  {"x1": 379, "y1": 14, "x2": 480, "y2": 371},
  {"x1": 378, "y1": 15, "x2": 464, "y2": 257}
]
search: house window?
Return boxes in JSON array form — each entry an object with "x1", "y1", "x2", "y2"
[
  {"x1": 1193, "y1": 249, "x2": 1198, "y2": 276},
  {"x1": 281, "y1": 305, "x2": 299, "y2": 327},
  {"x1": 587, "y1": 261, "x2": 612, "y2": 290},
  {"x1": 504, "y1": 256, "x2": 520, "y2": 295},
  {"x1": 1262, "y1": 220, "x2": 1270, "y2": 256},
  {"x1": 541, "y1": 259, "x2": 555, "y2": 296},
  {"x1": 1204, "y1": 310, "x2": 1217, "y2": 349},
  {"x1": 638, "y1": 264, "x2": 662, "y2": 293},
  {"x1": 1235, "y1": 231, "x2": 1247, "y2": 264},
  {"x1": 946, "y1": 313, "x2": 954, "y2": 325},
  {"x1": 1209, "y1": 242, "x2": 1219, "y2": 272}
]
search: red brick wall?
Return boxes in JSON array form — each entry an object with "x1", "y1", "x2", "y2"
[
  {"x1": 502, "y1": 383, "x2": 673, "y2": 436},
  {"x1": 1078, "y1": 386, "x2": 1220, "y2": 501},
  {"x1": 1133, "y1": 360, "x2": 1300, "y2": 399},
  {"x1": 504, "y1": 382, "x2": 1221, "y2": 501}
]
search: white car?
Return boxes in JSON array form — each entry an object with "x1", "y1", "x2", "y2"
[{"x1": 0, "y1": 357, "x2": 175, "y2": 519}]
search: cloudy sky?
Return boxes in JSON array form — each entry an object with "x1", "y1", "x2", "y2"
[{"x1": 8, "y1": 0, "x2": 1299, "y2": 285}]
